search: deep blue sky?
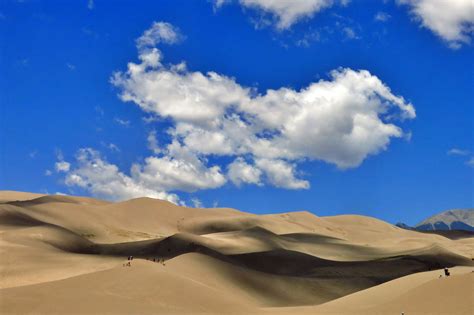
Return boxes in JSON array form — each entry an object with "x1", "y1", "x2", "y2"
[{"x1": 1, "y1": 0, "x2": 472, "y2": 225}]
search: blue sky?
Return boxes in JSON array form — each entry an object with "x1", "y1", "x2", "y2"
[{"x1": 1, "y1": 0, "x2": 472, "y2": 225}]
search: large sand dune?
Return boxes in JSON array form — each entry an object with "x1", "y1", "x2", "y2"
[{"x1": 0, "y1": 191, "x2": 472, "y2": 314}]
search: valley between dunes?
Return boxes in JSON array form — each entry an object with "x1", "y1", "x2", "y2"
[{"x1": 0, "y1": 191, "x2": 473, "y2": 314}]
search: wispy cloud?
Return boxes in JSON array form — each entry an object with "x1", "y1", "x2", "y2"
[
  {"x1": 342, "y1": 26, "x2": 358, "y2": 40},
  {"x1": 114, "y1": 117, "x2": 130, "y2": 127},
  {"x1": 66, "y1": 63, "x2": 76, "y2": 71},
  {"x1": 82, "y1": 27, "x2": 99, "y2": 39},
  {"x1": 101, "y1": 142, "x2": 120, "y2": 152},
  {"x1": 447, "y1": 148, "x2": 474, "y2": 168},
  {"x1": 447, "y1": 148, "x2": 470, "y2": 156},
  {"x1": 191, "y1": 198, "x2": 203, "y2": 208},
  {"x1": 19, "y1": 58, "x2": 29, "y2": 66},
  {"x1": 374, "y1": 11, "x2": 391, "y2": 22},
  {"x1": 466, "y1": 157, "x2": 474, "y2": 168}
]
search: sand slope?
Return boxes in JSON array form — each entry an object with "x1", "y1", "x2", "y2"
[
  {"x1": 268, "y1": 267, "x2": 473, "y2": 315},
  {"x1": 0, "y1": 191, "x2": 472, "y2": 314}
]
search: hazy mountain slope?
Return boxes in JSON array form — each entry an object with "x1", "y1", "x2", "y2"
[{"x1": 416, "y1": 209, "x2": 474, "y2": 231}]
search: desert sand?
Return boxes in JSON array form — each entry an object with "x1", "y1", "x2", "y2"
[{"x1": 0, "y1": 190, "x2": 473, "y2": 314}]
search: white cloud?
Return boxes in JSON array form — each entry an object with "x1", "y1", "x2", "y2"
[
  {"x1": 136, "y1": 22, "x2": 183, "y2": 51},
  {"x1": 295, "y1": 30, "x2": 321, "y2": 47},
  {"x1": 191, "y1": 198, "x2": 203, "y2": 208},
  {"x1": 398, "y1": 0, "x2": 474, "y2": 48},
  {"x1": 114, "y1": 117, "x2": 130, "y2": 127},
  {"x1": 374, "y1": 11, "x2": 391, "y2": 22},
  {"x1": 64, "y1": 148, "x2": 180, "y2": 203},
  {"x1": 213, "y1": 0, "x2": 348, "y2": 29},
  {"x1": 447, "y1": 148, "x2": 474, "y2": 168},
  {"x1": 132, "y1": 141, "x2": 227, "y2": 193},
  {"x1": 342, "y1": 26, "x2": 358, "y2": 39},
  {"x1": 87, "y1": 0, "x2": 94, "y2": 10},
  {"x1": 147, "y1": 130, "x2": 161, "y2": 154},
  {"x1": 466, "y1": 157, "x2": 474, "y2": 168},
  {"x1": 113, "y1": 27, "x2": 415, "y2": 166},
  {"x1": 62, "y1": 21, "x2": 416, "y2": 201},
  {"x1": 255, "y1": 158, "x2": 309, "y2": 189},
  {"x1": 45, "y1": 169, "x2": 53, "y2": 176},
  {"x1": 55, "y1": 161, "x2": 71, "y2": 173},
  {"x1": 107, "y1": 143, "x2": 120, "y2": 152},
  {"x1": 447, "y1": 148, "x2": 469, "y2": 156},
  {"x1": 109, "y1": 21, "x2": 415, "y2": 187},
  {"x1": 213, "y1": 0, "x2": 231, "y2": 9},
  {"x1": 228, "y1": 157, "x2": 262, "y2": 186}
]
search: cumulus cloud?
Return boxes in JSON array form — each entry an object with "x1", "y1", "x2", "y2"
[
  {"x1": 63, "y1": 148, "x2": 180, "y2": 203},
  {"x1": 214, "y1": 0, "x2": 348, "y2": 30},
  {"x1": 255, "y1": 159, "x2": 309, "y2": 189},
  {"x1": 131, "y1": 141, "x2": 227, "y2": 192},
  {"x1": 63, "y1": 21, "x2": 415, "y2": 201},
  {"x1": 398, "y1": 0, "x2": 474, "y2": 48},
  {"x1": 228, "y1": 157, "x2": 262, "y2": 186},
  {"x1": 113, "y1": 43, "x2": 415, "y2": 167},
  {"x1": 147, "y1": 130, "x2": 161, "y2": 154}
]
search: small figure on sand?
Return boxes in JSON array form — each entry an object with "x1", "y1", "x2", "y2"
[
  {"x1": 444, "y1": 267, "x2": 450, "y2": 277},
  {"x1": 122, "y1": 256, "x2": 133, "y2": 267}
]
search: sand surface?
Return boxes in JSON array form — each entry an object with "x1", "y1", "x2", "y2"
[{"x1": 1, "y1": 191, "x2": 472, "y2": 314}]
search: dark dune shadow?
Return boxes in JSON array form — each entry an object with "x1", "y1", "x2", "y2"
[
  {"x1": 418, "y1": 229, "x2": 474, "y2": 240},
  {"x1": 8, "y1": 195, "x2": 81, "y2": 206}
]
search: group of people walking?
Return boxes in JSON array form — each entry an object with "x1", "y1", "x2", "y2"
[{"x1": 122, "y1": 255, "x2": 166, "y2": 267}]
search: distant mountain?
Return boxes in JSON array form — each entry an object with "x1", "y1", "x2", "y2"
[
  {"x1": 415, "y1": 209, "x2": 474, "y2": 232},
  {"x1": 395, "y1": 222, "x2": 414, "y2": 230}
]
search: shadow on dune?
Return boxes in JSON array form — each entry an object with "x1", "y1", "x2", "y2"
[
  {"x1": 58, "y1": 228, "x2": 473, "y2": 281},
  {"x1": 418, "y1": 229, "x2": 474, "y2": 240},
  {"x1": 38, "y1": 229, "x2": 470, "y2": 306}
]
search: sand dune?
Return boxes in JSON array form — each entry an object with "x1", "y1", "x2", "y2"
[
  {"x1": 268, "y1": 266, "x2": 473, "y2": 315},
  {"x1": 0, "y1": 191, "x2": 472, "y2": 314},
  {"x1": 0, "y1": 191, "x2": 45, "y2": 203}
]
